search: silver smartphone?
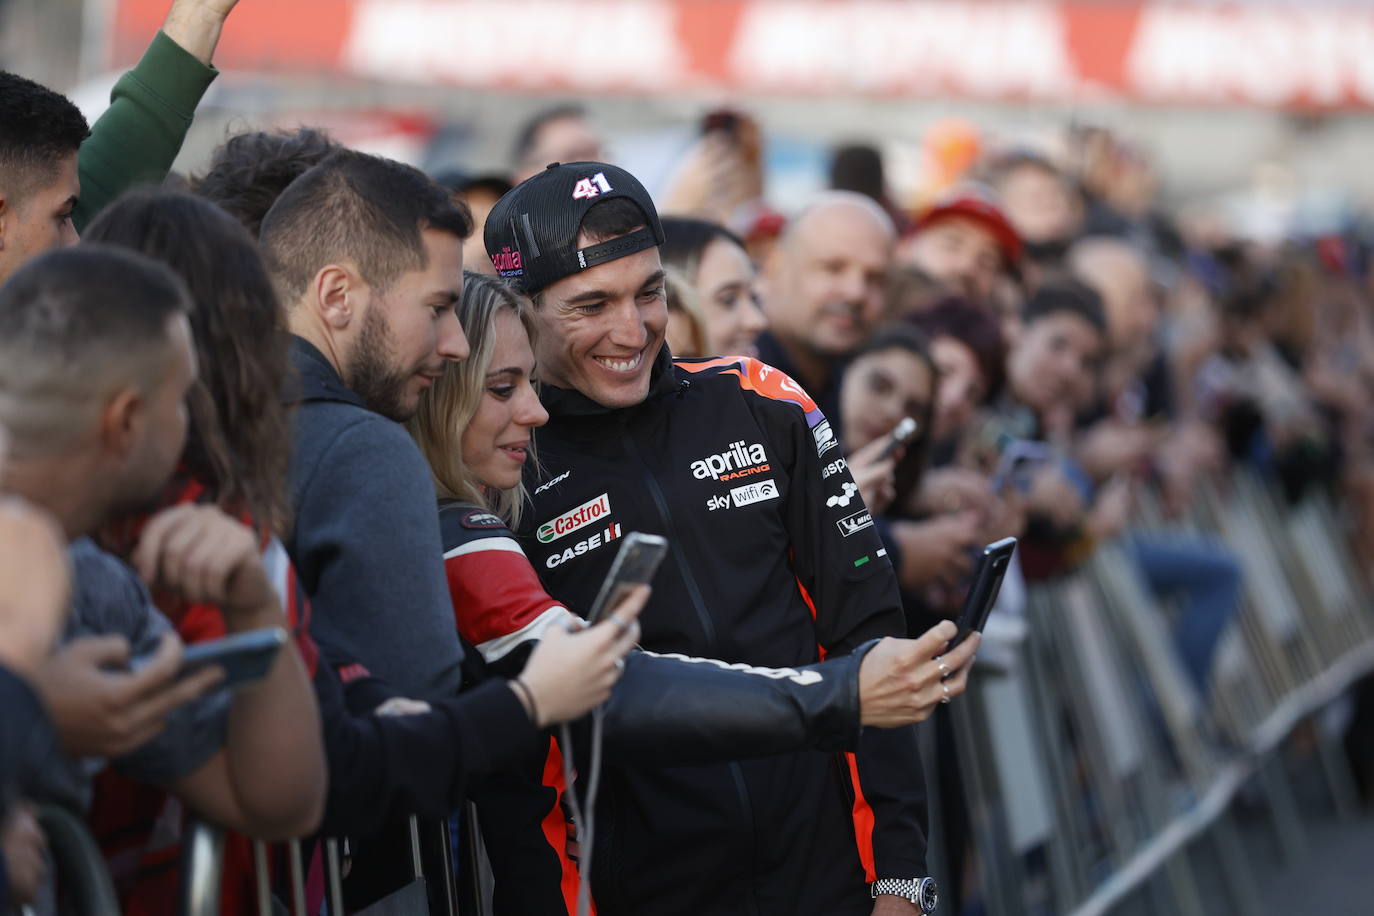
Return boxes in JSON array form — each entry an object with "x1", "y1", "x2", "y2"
[{"x1": 584, "y1": 532, "x2": 669, "y2": 625}]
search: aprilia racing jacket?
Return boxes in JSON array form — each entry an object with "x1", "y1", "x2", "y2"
[
  {"x1": 439, "y1": 499, "x2": 884, "y2": 915},
  {"x1": 517, "y1": 350, "x2": 929, "y2": 916}
]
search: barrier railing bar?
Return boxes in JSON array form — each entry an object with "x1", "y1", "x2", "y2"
[
  {"x1": 1062, "y1": 757, "x2": 1252, "y2": 916},
  {"x1": 252, "y1": 841, "x2": 271, "y2": 915},
  {"x1": 326, "y1": 838, "x2": 346, "y2": 915},
  {"x1": 287, "y1": 840, "x2": 307, "y2": 916},
  {"x1": 179, "y1": 819, "x2": 225, "y2": 916},
  {"x1": 408, "y1": 816, "x2": 424, "y2": 880},
  {"x1": 1244, "y1": 640, "x2": 1374, "y2": 756}
]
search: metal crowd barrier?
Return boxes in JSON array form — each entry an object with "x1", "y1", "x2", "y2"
[
  {"x1": 180, "y1": 816, "x2": 464, "y2": 916},
  {"x1": 954, "y1": 472, "x2": 1374, "y2": 916},
  {"x1": 34, "y1": 802, "x2": 120, "y2": 915}
]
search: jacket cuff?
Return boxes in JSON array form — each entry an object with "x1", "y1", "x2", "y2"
[
  {"x1": 116, "y1": 30, "x2": 219, "y2": 117},
  {"x1": 813, "y1": 638, "x2": 886, "y2": 753}
]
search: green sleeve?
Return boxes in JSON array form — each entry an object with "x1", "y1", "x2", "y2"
[{"x1": 73, "y1": 30, "x2": 218, "y2": 231}]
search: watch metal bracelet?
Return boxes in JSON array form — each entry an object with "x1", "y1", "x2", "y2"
[{"x1": 870, "y1": 876, "x2": 939, "y2": 913}]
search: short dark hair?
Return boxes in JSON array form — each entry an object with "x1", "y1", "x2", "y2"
[
  {"x1": 908, "y1": 296, "x2": 1007, "y2": 402},
  {"x1": 661, "y1": 217, "x2": 748, "y2": 281},
  {"x1": 0, "y1": 245, "x2": 189, "y2": 453},
  {"x1": 259, "y1": 149, "x2": 474, "y2": 306},
  {"x1": 829, "y1": 144, "x2": 885, "y2": 202},
  {"x1": 0, "y1": 71, "x2": 89, "y2": 203},
  {"x1": 1022, "y1": 280, "x2": 1107, "y2": 336},
  {"x1": 193, "y1": 127, "x2": 342, "y2": 237},
  {"x1": 578, "y1": 196, "x2": 647, "y2": 244},
  {"x1": 512, "y1": 104, "x2": 586, "y2": 167},
  {"x1": 85, "y1": 190, "x2": 293, "y2": 535}
]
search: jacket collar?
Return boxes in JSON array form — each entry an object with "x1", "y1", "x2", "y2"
[
  {"x1": 285, "y1": 335, "x2": 368, "y2": 409},
  {"x1": 540, "y1": 343, "x2": 680, "y2": 420}
]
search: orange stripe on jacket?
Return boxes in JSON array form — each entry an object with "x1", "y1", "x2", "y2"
[
  {"x1": 539, "y1": 737, "x2": 595, "y2": 915},
  {"x1": 676, "y1": 357, "x2": 823, "y2": 420},
  {"x1": 845, "y1": 752, "x2": 879, "y2": 882}
]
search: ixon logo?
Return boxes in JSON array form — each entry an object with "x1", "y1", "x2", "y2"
[
  {"x1": 689, "y1": 440, "x2": 769, "y2": 481},
  {"x1": 537, "y1": 493, "x2": 611, "y2": 543}
]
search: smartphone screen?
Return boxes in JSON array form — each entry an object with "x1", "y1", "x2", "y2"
[{"x1": 584, "y1": 533, "x2": 669, "y2": 625}]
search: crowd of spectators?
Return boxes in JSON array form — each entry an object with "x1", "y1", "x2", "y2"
[{"x1": 3, "y1": 1, "x2": 1374, "y2": 914}]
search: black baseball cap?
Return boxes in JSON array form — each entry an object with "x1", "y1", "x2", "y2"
[{"x1": 483, "y1": 161, "x2": 665, "y2": 295}]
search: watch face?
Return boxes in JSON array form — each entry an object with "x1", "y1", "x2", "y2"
[{"x1": 919, "y1": 878, "x2": 939, "y2": 912}]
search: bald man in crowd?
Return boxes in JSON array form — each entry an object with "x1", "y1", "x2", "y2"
[{"x1": 757, "y1": 191, "x2": 897, "y2": 422}]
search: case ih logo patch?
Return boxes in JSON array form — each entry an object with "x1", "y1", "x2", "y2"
[
  {"x1": 545, "y1": 522, "x2": 623, "y2": 569},
  {"x1": 690, "y1": 440, "x2": 770, "y2": 481},
  {"x1": 537, "y1": 493, "x2": 611, "y2": 543}
]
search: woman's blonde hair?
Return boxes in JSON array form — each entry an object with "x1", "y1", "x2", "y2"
[
  {"x1": 408, "y1": 271, "x2": 539, "y2": 527},
  {"x1": 663, "y1": 265, "x2": 707, "y2": 358}
]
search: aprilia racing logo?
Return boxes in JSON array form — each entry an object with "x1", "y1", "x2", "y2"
[
  {"x1": 689, "y1": 440, "x2": 770, "y2": 481},
  {"x1": 490, "y1": 246, "x2": 523, "y2": 278},
  {"x1": 537, "y1": 493, "x2": 611, "y2": 543}
]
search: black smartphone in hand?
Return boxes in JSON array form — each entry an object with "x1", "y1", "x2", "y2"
[{"x1": 947, "y1": 537, "x2": 1017, "y2": 651}]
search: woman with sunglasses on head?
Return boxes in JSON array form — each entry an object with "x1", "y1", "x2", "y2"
[{"x1": 408, "y1": 272, "x2": 978, "y2": 915}]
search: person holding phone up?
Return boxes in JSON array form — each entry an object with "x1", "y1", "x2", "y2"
[{"x1": 471, "y1": 163, "x2": 973, "y2": 916}]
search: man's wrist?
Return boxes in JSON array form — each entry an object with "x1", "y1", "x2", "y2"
[
  {"x1": 161, "y1": 1, "x2": 229, "y2": 66},
  {"x1": 221, "y1": 602, "x2": 281, "y2": 633}
]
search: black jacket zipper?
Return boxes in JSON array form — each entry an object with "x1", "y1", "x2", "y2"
[{"x1": 621, "y1": 425, "x2": 762, "y2": 916}]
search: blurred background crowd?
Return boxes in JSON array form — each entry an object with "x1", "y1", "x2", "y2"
[{"x1": 6, "y1": 0, "x2": 1374, "y2": 912}]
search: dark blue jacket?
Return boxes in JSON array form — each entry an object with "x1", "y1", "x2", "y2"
[{"x1": 284, "y1": 336, "x2": 464, "y2": 699}]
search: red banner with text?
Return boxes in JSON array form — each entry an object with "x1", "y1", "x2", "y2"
[{"x1": 111, "y1": 0, "x2": 1374, "y2": 111}]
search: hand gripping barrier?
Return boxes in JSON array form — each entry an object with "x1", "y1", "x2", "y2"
[{"x1": 949, "y1": 473, "x2": 1374, "y2": 916}]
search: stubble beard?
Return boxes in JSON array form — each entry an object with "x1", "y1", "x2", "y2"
[{"x1": 348, "y1": 307, "x2": 414, "y2": 423}]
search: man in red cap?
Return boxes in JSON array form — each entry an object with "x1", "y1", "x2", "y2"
[{"x1": 897, "y1": 184, "x2": 1023, "y2": 303}]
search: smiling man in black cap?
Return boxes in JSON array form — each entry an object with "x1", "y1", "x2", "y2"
[{"x1": 484, "y1": 162, "x2": 973, "y2": 916}]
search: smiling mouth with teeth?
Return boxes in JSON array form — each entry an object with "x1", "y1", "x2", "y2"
[{"x1": 594, "y1": 352, "x2": 644, "y2": 373}]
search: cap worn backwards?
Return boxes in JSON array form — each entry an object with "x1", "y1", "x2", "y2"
[{"x1": 483, "y1": 162, "x2": 665, "y2": 295}]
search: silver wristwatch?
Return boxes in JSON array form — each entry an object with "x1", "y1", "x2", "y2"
[{"x1": 871, "y1": 876, "x2": 939, "y2": 913}]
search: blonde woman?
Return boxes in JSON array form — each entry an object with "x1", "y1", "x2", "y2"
[{"x1": 407, "y1": 272, "x2": 976, "y2": 915}]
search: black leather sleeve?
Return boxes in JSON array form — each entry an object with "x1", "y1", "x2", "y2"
[{"x1": 598, "y1": 639, "x2": 879, "y2": 766}]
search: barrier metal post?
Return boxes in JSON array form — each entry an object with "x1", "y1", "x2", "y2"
[{"x1": 179, "y1": 818, "x2": 226, "y2": 916}]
